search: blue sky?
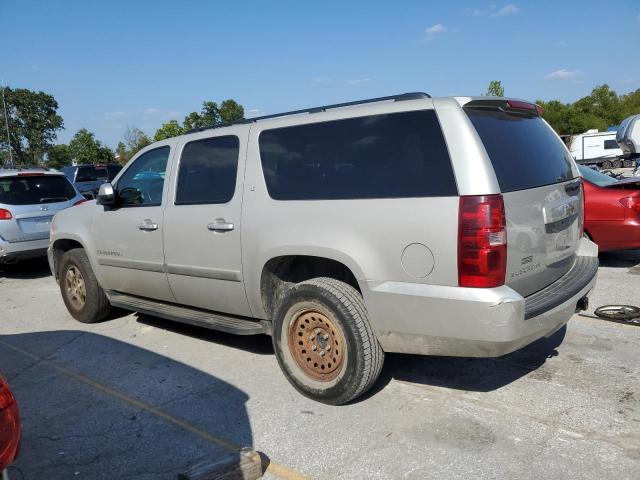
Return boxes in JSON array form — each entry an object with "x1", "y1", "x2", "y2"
[{"x1": 3, "y1": 0, "x2": 640, "y2": 148}]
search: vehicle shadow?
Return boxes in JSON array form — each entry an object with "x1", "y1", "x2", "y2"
[
  {"x1": 0, "y1": 257, "x2": 52, "y2": 279},
  {"x1": 368, "y1": 326, "x2": 566, "y2": 397},
  {"x1": 0, "y1": 330, "x2": 265, "y2": 480},
  {"x1": 135, "y1": 314, "x2": 274, "y2": 356},
  {"x1": 598, "y1": 249, "x2": 640, "y2": 269}
]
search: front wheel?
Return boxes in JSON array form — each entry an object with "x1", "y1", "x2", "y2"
[
  {"x1": 272, "y1": 277, "x2": 384, "y2": 405},
  {"x1": 59, "y1": 248, "x2": 111, "y2": 323}
]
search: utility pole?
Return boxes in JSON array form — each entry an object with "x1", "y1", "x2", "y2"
[{"x1": 1, "y1": 81, "x2": 13, "y2": 168}]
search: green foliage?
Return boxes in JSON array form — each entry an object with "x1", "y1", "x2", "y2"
[
  {"x1": 219, "y1": 99, "x2": 244, "y2": 125},
  {"x1": 155, "y1": 98, "x2": 245, "y2": 142},
  {"x1": 486, "y1": 80, "x2": 505, "y2": 97},
  {"x1": 538, "y1": 85, "x2": 640, "y2": 135},
  {"x1": 68, "y1": 128, "x2": 114, "y2": 165},
  {"x1": 154, "y1": 120, "x2": 184, "y2": 142},
  {"x1": 115, "y1": 127, "x2": 151, "y2": 165},
  {"x1": 47, "y1": 144, "x2": 73, "y2": 169},
  {"x1": 0, "y1": 86, "x2": 64, "y2": 165}
]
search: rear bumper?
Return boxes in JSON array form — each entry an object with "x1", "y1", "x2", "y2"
[
  {"x1": 0, "y1": 237, "x2": 49, "y2": 264},
  {"x1": 364, "y1": 243, "x2": 599, "y2": 358}
]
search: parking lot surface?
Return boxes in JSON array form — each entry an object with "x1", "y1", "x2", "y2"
[{"x1": 1, "y1": 253, "x2": 639, "y2": 479}]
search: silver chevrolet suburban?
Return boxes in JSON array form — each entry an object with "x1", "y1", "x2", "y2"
[{"x1": 48, "y1": 93, "x2": 599, "y2": 404}]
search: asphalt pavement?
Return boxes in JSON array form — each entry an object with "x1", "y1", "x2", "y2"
[{"x1": 1, "y1": 252, "x2": 639, "y2": 479}]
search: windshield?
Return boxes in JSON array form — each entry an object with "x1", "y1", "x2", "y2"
[
  {"x1": 578, "y1": 165, "x2": 619, "y2": 187},
  {"x1": 0, "y1": 175, "x2": 77, "y2": 205},
  {"x1": 465, "y1": 107, "x2": 575, "y2": 192}
]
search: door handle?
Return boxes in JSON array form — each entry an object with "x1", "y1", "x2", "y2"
[
  {"x1": 138, "y1": 219, "x2": 158, "y2": 231},
  {"x1": 207, "y1": 220, "x2": 234, "y2": 232}
]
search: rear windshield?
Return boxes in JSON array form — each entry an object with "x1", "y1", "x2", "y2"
[
  {"x1": 465, "y1": 108, "x2": 576, "y2": 192},
  {"x1": 259, "y1": 110, "x2": 457, "y2": 200},
  {"x1": 0, "y1": 175, "x2": 77, "y2": 205},
  {"x1": 76, "y1": 166, "x2": 98, "y2": 182}
]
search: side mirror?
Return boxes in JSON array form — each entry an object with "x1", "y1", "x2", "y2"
[{"x1": 96, "y1": 183, "x2": 116, "y2": 206}]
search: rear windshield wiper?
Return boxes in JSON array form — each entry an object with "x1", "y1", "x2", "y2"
[{"x1": 39, "y1": 197, "x2": 68, "y2": 203}]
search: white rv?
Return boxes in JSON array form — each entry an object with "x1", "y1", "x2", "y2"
[{"x1": 568, "y1": 129, "x2": 626, "y2": 168}]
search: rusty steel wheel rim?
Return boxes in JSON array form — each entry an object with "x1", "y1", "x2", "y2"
[
  {"x1": 288, "y1": 309, "x2": 345, "y2": 382},
  {"x1": 65, "y1": 265, "x2": 87, "y2": 310}
]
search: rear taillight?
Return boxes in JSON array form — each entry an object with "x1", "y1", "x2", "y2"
[
  {"x1": 0, "y1": 375, "x2": 20, "y2": 471},
  {"x1": 620, "y1": 194, "x2": 640, "y2": 216},
  {"x1": 506, "y1": 100, "x2": 544, "y2": 116},
  {"x1": 458, "y1": 195, "x2": 507, "y2": 288},
  {"x1": 0, "y1": 208, "x2": 12, "y2": 220},
  {"x1": 73, "y1": 199, "x2": 88, "y2": 206}
]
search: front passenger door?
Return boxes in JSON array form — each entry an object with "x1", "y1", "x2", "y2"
[{"x1": 92, "y1": 145, "x2": 175, "y2": 301}]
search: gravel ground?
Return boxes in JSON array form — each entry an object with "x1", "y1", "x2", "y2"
[{"x1": 0, "y1": 252, "x2": 639, "y2": 480}]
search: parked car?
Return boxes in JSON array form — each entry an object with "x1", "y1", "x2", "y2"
[
  {"x1": 61, "y1": 164, "x2": 122, "y2": 196},
  {"x1": 0, "y1": 170, "x2": 87, "y2": 264},
  {"x1": 579, "y1": 165, "x2": 640, "y2": 251},
  {"x1": 0, "y1": 373, "x2": 21, "y2": 476},
  {"x1": 48, "y1": 93, "x2": 598, "y2": 404}
]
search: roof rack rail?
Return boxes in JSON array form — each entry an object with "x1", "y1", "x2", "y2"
[{"x1": 185, "y1": 92, "x2": 430, "y2": 134}]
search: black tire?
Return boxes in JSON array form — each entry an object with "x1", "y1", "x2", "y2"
[
  {"x1": 272, "y1": 277, "x2": 384, "y2": 405},
  {"x1": 59, "y1": 248, "x2": 111, "y2": 323},
  {"x1": 601, "y1": 160, "x2": 613, "y2": 169},
  {"x1": 624, "y1": 159, "x2": 635, "y2": 168},
  {"x1": 612, "y1": 159, "x2": 623, "y2": 169}
]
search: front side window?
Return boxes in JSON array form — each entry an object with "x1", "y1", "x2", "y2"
[
  {"x1": 115, "y1": 147, "x2": 170, "y2": 207},
  {"x1": 258, "y1": 110, "x2": 457, "y2": 200},
  {"x1": 175, "y1": 136, "x2": 240, "y2": 205},
  {"x1": 604, "y1": 139, "x2": 618, "y2": 150}
]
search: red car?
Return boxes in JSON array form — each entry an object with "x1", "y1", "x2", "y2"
[
  {"x1": 579, "y1": 166, "x2": 640, "y2": 251},
  {"x1": 0, "y1": 374, "x2": 20, "y2": 476}
]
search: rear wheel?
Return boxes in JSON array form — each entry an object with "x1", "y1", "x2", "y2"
[
  {"x1": 612, "y1": 159, "x2": 623, "y2": 169},
  {"x1": 624, "y1": 159, "x2": 636, "y2": 168},
  {"x1": 601, "y1": 160, "x2": 613, "y2": 169},
  {"x1": 59, "y1": 248, "x2": 111, "y2": 323},
  {"x1": 272, "y1": 277, "x2": 384, "y2": 405}
]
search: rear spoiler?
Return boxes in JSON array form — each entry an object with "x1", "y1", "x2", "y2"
[{"x1": 464, "y1": 99, "x2": 544, "y2": 117}]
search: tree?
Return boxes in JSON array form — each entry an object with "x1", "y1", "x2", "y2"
[
  {"x1": 154, "y1": 120, "x2": 184, "y2": 141},
  {"x1": 115, "y1": 126, "x2": 151, "y2": 164},
  {"x1": 183, "y1": 111, "x2": 205, "y2": 131},
  {"x1": 485, "y1": 80, "x2": 504, "y2": 97},
  {"x1": 68, "y1": 128, "x2": 114, "y2": 165},
  {"x1": 47, "y1": 144, "x2": 73, "y2": 169},
  {"x1": 0, "y1": 86, "x2": 64, "y2": 165},
  {"x1": 219, "y1": 99, "x2": 244, "y2": 124}
]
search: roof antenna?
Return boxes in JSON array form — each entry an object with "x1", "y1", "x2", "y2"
[{"x1": 1, "y1": 80, "x2": 14, "y2": 169}]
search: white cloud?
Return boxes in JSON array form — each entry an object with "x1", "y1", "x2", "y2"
[
  {"x1": 104, "y1": 111, "x2": 126, "y2": 119},
  {"x1": 462, "y1": 8, "x2": 486, "y2": 16},
  {"x1": 346, "y1": 78, "x2": 372, "y2": 86},
  {"x1": 246, "y1": 108, "x2": 265, "y2": 117},
  {"x1": 545, "y1": 68, "x2": 583, "y2": 80},
  {"x1": 425, "y1": 24, "x2": 446, "y2": 39},
  {"x1": 31, "y1": 64, "x2": 39, "y2": 71},
  {"x1": 492, "y1": 4, "x2": 519, "y2": 16}
]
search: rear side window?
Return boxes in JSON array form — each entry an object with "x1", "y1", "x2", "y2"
[
  {"x1": 0, "y1": 175, "x2": 76, "y2": 205},
  {"x1": 258, "y1": 110, "x2": 456, "y2": 200},
  {"x1": 466, "y1": 108, "x2": 575, "y2": 192},
  {"x1": 175, "y1": 136, "x2": 240, "y2": 205}
]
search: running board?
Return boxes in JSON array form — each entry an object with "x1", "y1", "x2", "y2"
[{"x1": 106, "y1": 291, "x2": 267, "y2": 335}]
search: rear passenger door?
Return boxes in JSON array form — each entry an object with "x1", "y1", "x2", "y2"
[{"x1": 163, "y1": 130, "x2": 252, "y2": 317}]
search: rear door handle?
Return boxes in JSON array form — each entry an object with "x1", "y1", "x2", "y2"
[
  {"x1": 207, "y1": 220, "x2": 234, "y2": 232},
  {"x1": 138, "y1": 220, "x2": 158, "y2": 231}
]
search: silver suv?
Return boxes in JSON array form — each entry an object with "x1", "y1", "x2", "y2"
[
  {"x1": 48, "y1": 93, "x2": 598, "y2": 404},
  {"x1": 0, "y1": 169, "x2": 86, "y2": 264}
]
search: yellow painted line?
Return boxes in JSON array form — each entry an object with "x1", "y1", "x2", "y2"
[{"x1": 0, "y1": 339, "x2": 309, "y2": 480}]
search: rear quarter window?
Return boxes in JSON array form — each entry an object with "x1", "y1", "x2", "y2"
[
  {"x1": 258, "y1": 110, "x2": 457, "y2": 200},
  {"x1": 465, "y1": 108, "x2": 575, "y2": 192}
]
